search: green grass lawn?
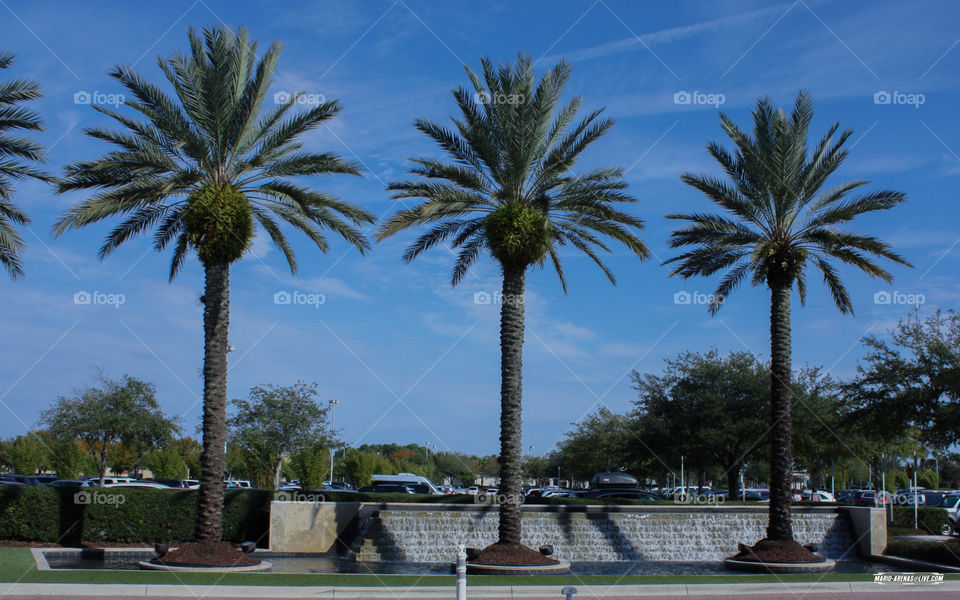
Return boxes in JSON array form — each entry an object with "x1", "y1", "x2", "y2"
[{"x1": 2, "y1": 547, "x2": 957, "y2": 587}]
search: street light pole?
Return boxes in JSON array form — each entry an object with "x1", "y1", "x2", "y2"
[{"x1": 329, "y1": 399, "x2": 340, "y2": 484}]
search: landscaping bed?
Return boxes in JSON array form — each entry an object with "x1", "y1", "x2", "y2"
[{"x1": 885, "y1": 537, "x2": 960, "y2": 567}]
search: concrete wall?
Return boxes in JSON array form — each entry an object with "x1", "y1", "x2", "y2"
[
  {"x1": 269, "y1": 501, "x2": 361, "y2": 553},
  {"x1": 842, "y1": 506, "x2": 887, "y2": 557}
]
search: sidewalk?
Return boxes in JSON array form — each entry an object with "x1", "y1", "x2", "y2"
[{"x1": 2, "y1": 581, "x2": 960, "y2": 598}]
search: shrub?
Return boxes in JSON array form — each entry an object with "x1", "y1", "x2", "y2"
[
  {"x1": 891, "y1": 506, "x2": 949, "y2": 534},
  {"x1": 0, "y1": 486, "x2": 271, "y2": 545},
  {"x1": 886, "y1": 538, "x2": 960, "y2": 567}
]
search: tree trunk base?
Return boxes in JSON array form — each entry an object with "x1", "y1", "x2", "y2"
[
  {"x1": 466, "y1": 542, "x2": 569, "y2": 575},
  {"x1": 468, "y1": 542, "x2": 559, "y2": 566},
  {"x1": 730, "y1": 538, "x2": 824, "y2": 563},
  {"x1": 150, "y1": 541, "x2": 259, "y2": 567}
]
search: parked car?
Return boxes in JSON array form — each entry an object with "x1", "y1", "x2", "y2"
[
  {"x1": 109, "y1": 481, "x2": 172, "y2": 489},
  {"x1": 579, "y1": 489, "x2": 664, "y2": 501},
  {"x1": 801, "y1": 490, "x2": 836, "y2": 502},
  {"x1": 854, "y1": 489, "x2": 892, "y2": 506},
  {"x1": 590, "y1": 472, "x2": 639, "y2": 489},
  {"x1": 357, "y1": 483, "x2": 415, "y2": 494},
  {"x1": 225, "y1": 480, "x2": 253, "y2": 489},
  {"x1": 835, "y1": 489, "x2": 858, "y2": 504},
  {"x1": 1, "y1": 474, "x2": 53, "y2": 486},
  {"x1": 541, "y1": 488, "x2": 578, "y2": 498},
  {"x1": 937, "y1": 493, "x2": 960, "y2": 536},
  {"x1": 370, "y1": 473, "x2": 441, "y2": 495},
  {"x1": 94, "y1": 477, "x2": 137, "y2": 487},
  {"x1": 741, "y1": 489, "x2": 770, "y2": 501},
  {"x1": 152, "y1": 478, "x2": 197, "y2": 489},
  {"x1": 895, "y1": 490, "x2": 945, "y2": 507},
  {"x1": 48, "y1": 479, "x2": 96, "y2": 487}
]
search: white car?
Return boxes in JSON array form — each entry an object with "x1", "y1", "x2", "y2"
[
  {"x1": 938, "y1": 493, "x2": 960, "y2": 536},
  {"x1": 108, "y1": 481, "x2": 172, "y2": 489},
  {"x1": 91, "y1": 477, "x2": 136, "y2": 486},
  {"x1": 801, "y1": 490, "x2": 836, "y2": 502}
]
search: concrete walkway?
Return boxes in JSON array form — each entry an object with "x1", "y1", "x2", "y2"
[{"x1": 1, "y1": 581, "x2": 959, "y2": 599}]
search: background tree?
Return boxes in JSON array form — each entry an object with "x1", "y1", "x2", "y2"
[
  {"x1": 665, "y1": 91, "x2": 909, "y2": 554},
  {"x1": 288, "y1": 443, "x2": 328, "y2": 490},
  {"x1": 847, "y1": 310, "x2": 960, "y2": 450},
  {"x1": 344, "y1": 449, "x2": 394, "y2": 487},
  {"x1": 0, "y1": 52, "x2": 50, "y2": 278},
  {"x1": 554, "y1": 407, "x2": 634, "y2": 482},
  {"x1": 143, "y1": 444, "x2": 190, "y2": 479},
  {"x1": 227, "y1": 381, "x2": 334, "y2": 489},
  {"x1": 378, "y1": 55, "x2": 649, "y2": 556},
  {"x1": 0, "y1": 434, "x2": 47, "y2": 474},
  {"x1": 40, "y1": 375, "x2": 178, "y2": 486},
  {"x1": 434, "y1": 452, "x2": 477, "y2": 486},
  {"x1": 631, "y1": 350, "x2": 769, "y2": 500},
  {"x1": 170, "y1": 437, "x2": 202, "y2": 478},
  {"x1": 55, "y1": 26, "x2": 373, "y2": 546}
]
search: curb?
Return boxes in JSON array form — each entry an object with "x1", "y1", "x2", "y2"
[{"x1": 2, "y1": 581, "x2": 959, "y2": 598}]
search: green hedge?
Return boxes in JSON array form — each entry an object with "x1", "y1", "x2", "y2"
[
  {"x1": 0, "y1": 487, "x2": 853, "y2": 545},
  {"x1": 891, "y1": 506, "x2": 949, "y2": 535},
  {"x1": 886, "y1": 538, "x2": 960, "y2": 567},
  {"x1": 0, "y1": 486, "x2": 271, "y2": 545}
]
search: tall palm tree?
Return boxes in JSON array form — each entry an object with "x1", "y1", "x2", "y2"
[
  {"x1": 666, "y1": 91, "x2": 910, "y2": 553},
  {"x1": 55, "y1": 26, "x2": 373, "y2": 546},
  {"x1": 378, "y1": 55, "x2": 649, "y2": 557},
  {"x1": 0, "y1": 52, "x2": 48, "y2": 278}
]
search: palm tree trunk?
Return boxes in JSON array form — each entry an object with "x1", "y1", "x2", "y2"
[
  {"x1": 195, "y1": 261, "x2": 230, "y2": 542},
  {"x1": 497, "y1": 264, "x2": 526, "y2": 545},
  {"x1": 766, "y1": 280, "x2": 794, "y2": 541}
]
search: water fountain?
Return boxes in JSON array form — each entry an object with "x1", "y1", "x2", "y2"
[{"x1": 356, "y1": 506, "x2": 856, "y2": 563}]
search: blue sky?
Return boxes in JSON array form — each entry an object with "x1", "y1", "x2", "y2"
[{"x1": 1, "y1": 0, "x2": 958, "y2": 456}]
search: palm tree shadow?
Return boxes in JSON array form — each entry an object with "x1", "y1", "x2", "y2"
[{"x1": 586, "y1": 511, "x2": 642, "y2": 561}]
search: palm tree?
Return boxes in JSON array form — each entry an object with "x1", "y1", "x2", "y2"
[
  {"x1": 666, "y1": 91, "x2": 910, "y2": 554},
  {"x1": 378, "y1": 55, "x2": 649, "y2": 558},
  {"x1": 0, "y1": 52, "x2": 48, "y2": 279},
  {"x1": 55, "y1": 26, "x2": 373, "y2": 547}
]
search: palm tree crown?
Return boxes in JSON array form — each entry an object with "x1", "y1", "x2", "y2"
[
  {"x1": 0, "y1": 52, "x2": 48, "y2": 279},
  {"x1": 55, "y1": 26, "x2": 373, "y2": 272},
  {"x1": 666, "y1": 91, "x2": 910, "y2": 312},
  {"x1": 378, "y1": 55, "x2": 649, "y2": 284}
]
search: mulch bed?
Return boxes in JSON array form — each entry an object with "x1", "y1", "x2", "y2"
[
  {"x1": 731, "y1": 539, "x2": 823, "y2": 563},
  {"x1": 152, "y1": 541, "x2": 259, "y2": 567},
  {"x1": 468, "y1": 542, "x2": 559, "y2": 566}
]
